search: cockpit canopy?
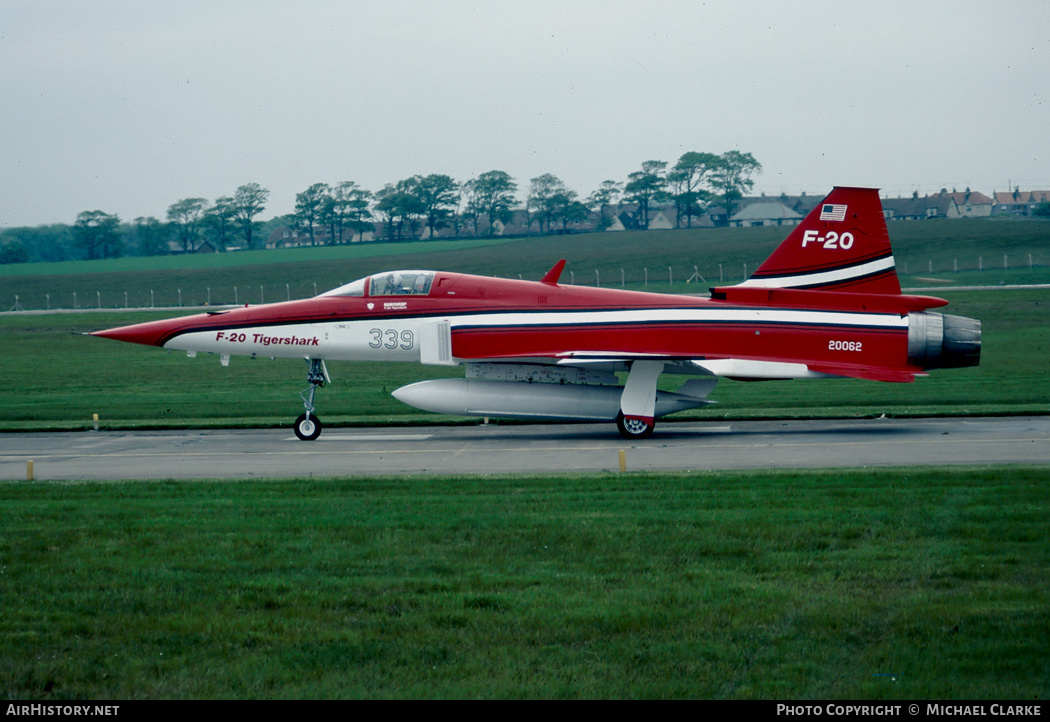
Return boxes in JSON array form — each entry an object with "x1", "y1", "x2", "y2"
[
  {"x1": 370, "y1": 271, "x2": 434, "y2": 296},
  {"x1": 320, "y1": 271, "x2": 435, "y2": 298}
]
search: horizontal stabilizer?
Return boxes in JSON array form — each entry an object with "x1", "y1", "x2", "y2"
[
  {"x1": 807, "y1": 363, "x2": 922, "y2": 383},
  {"x1": 692, "y1": 359, "x2": 832, "y2": 380}
]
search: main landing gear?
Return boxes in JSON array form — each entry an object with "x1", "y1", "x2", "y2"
[
  {"x1": 616, "y1": 360, "x2": 662, "y2": 440},
  {"x1": 616, "y1": 412, "x2": 655, "y2": 440},
  {"x1": 294, "y1": 358, "x2": 329, "y2": 441}
]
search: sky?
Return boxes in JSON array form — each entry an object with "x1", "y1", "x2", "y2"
[{"x1": 2, "y1": 0, "x2": 1048, "y2": 227}]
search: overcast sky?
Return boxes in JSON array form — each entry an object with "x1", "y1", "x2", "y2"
[{"x1": 2, "y1": 0, "x2": 1048, "y2": 227}]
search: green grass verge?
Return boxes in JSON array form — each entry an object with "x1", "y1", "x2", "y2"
[
  {"x1": 1, "y1": 287, "x2": 1047, "y2": 432},
  {"x1": 1, "y1": 467, "x2": 1047, "y2": 699}
]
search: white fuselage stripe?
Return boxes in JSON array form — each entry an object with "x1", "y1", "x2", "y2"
[
  {"x1": 162, "y1": 306, "x2": 907, "y2": 364},
  {"x1": 734, "y1": 256, "x2": 896, "y2": 289},
  {"x1": 448, "y1": 307, "x2": 907, "y2": 330}
]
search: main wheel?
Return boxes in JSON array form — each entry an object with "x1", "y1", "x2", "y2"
[
  {"x1": 294, "y1": 413, "x2": 323, "y2": 441},
  {"x1": 616, "y1": 412, "x2": 654, "y2": 440}
]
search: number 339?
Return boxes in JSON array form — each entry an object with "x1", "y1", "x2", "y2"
[{"x1": 369, "y1": 328, "x2": 414, "y2": 350}]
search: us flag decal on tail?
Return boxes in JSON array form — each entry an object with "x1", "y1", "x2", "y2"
[{"x1": 819, "y1": 203, "x2": 848, "y2": 222}]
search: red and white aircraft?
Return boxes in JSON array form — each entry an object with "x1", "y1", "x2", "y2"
[{"x1": 93, "y1": 187, "x2": 981, "y2": 440}]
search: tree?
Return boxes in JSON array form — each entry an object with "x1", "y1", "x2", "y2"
[
  {"x1": 624, "y1": 160, "x2": 668, "y2": 229},
  {"x1": 447, "y1": 185, "x2": 466, "y2": 237},
  {"x1": 587, "y1": 180, "x2": 622, "y2": 230},
  {"x1": 132, "y1": 216, "x2": 170, "y2": 256},
  {"x1": 460, "y1": 178, "x2": 485, "y2": 236},
  {"x1": 555, "y1": 192, "x2": 590, "y2": 232},
  {"x1": 322, "y1": 181, "x2": 373, "y2": 244},
  {"x1": 527, "y1": 174, "x2": 569, "y2": 234},
  {"x1": 233, "y1": 183, "x2": 269, "y2": 249},
  {"x1": 0, "y1": 225, "x2": 74, "y2": 262},
  {"x1": 711, "y1": 150, "x2": 762, "y2": 217},
  {"x1": 373, "y1": 178, "x2": 425, "y2": 242},
  {"x1": 414, "y1": 174, "x2": 459, "y2": 239},
  {"x1": 202, "y1": 196, "x2": 236, "y2": 251},
  {"x1": 469, "y1": 170, "x2": 518, "y2": 236},
  {"x1": 293, "y1": 183, "x2": 330, "y2": 246},
  {"x1": 166, "y1": 197, "x2": 207, "y2": 253},
  {"x1": 1034, "y1": 201, "x2": 1050, "y2": 218},
  {"x1": 73, "y1": 210, "x2": 122, "y2": 260},
  {"x1": 0, "y1": 238, "x2": 29, "y2": 264},
  {"x1": 667, "y1": 151, "x2": 719, "y2": 228}
]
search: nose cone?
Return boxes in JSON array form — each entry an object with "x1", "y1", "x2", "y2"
[{"x1": 91, "y1": 317, "x2": 192, "y2": 347}]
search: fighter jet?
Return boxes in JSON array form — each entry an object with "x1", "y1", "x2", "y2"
[{"x1": 92, "y1": 187, "x2": 981, "y2": 440}]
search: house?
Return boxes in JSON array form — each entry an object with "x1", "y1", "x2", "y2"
[
  {"x1": 265, "y1": 224, "x2": 374, "y2": 249},
  {"x1": 924, "y1": 193, "x2": 961, "y2": 219},
  {"x1": 882, "y1": 194, "x2": 925, "y2": 221},
  {"x1": 616, "y1": 203, "x2": 718, "y2": 230},
  {"x1": 705, "y1": 205, "x2": 730, "y2": 227},
  {"x1": 729, "y1": 201, "x2": 802, "y2": 227},
  {"x1": 881, "y1": 192, "x2": 959, "y2": 220},
  {"x1": 992, "y1": 189, "x2": 1050, "y2": 216},
  {"x1": 166, "y1": 238, "x2": 220, "y2": 254},
  {"x1": 648, "y1": 210, "x2": 674, "y2": 230},
  {"x1": 773, "y1": 193, "x2": 822, "y2": 217},
  {"x1": 937, "y1": 188, "x2": 994, "y2": 217}
]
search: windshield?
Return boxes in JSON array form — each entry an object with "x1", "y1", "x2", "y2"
[{"x1": 319, "y1": 277, "x2": 367, "y2": 297}]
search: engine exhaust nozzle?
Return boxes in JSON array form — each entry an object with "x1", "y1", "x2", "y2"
[{"x1": 908, "y1": 312, "x2": 981, "y2": 370}]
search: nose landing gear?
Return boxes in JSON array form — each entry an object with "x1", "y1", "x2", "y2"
[{"x1": 294, "y1": 358, "x2": 329, "y2": 441}]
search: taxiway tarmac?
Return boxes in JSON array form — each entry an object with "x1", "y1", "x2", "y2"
[{"x1": 1, "y1": 416, "x2": 1047, "y2": 481}]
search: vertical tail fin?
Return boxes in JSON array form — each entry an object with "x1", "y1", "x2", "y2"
[{"x1": 735, "y1": 187, "x2": 901, "y2": 294}]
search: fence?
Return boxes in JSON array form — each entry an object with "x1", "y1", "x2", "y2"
[{"x1": 4, "y1": 253, "x2": 1045, "y2": 312}]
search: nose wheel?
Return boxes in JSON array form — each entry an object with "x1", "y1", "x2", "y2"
[{"x1": 294, "y1": 358, "x2": 330, "y2": 441}]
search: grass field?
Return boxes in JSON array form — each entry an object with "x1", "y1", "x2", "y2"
[
  {"x1": 1, "y1": 466, "x2": 1046, "y2": 699},
  {"x1": 2, "y1": 221, "x2": 1048, "y2": 701},
  {"x1": 2, "y1": 221, "x2": 1049, "y2": 430},
  {"x1": 1, "y1": 287, "x2": 1047, "y2": 432},
  {"x1": 2, "y1": 218, "x2": 1048, "y2": 310}
]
